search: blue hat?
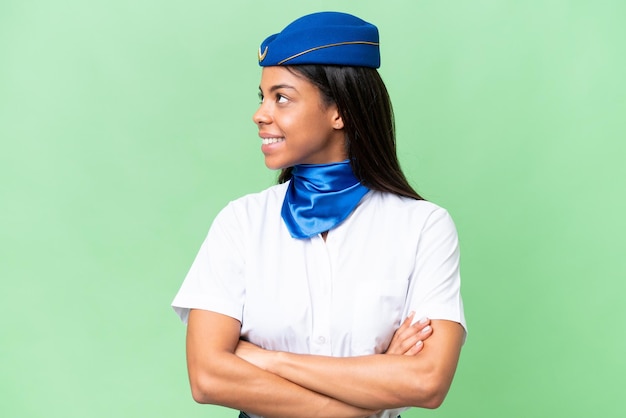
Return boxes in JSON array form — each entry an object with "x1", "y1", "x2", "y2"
[{"x1": 258, "y1": 11, "x2": 380, "y2": 68}]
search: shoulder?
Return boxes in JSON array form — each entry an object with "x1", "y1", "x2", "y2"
[
  {"x1": 220, "y1": 183, "x2": 287, "y2": 212},
  {"x1": 212, "y1": 182, "x2": 289, "y2": 229},
  {"x1": 363, "y1": 191, "x2": 453, "y2": 223},
  {"x1": 356, "y1": 191, "x2": 459, "y2": 245}
]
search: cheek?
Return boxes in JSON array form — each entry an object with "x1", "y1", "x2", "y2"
[
  {"x1": 278, "y1": 114, "x2": 297, "y2": 131},
  {"x1": 276, "y1": 106, "x2": 333, "y2": 138},
  {"x1": 297, "y1": 110, "x2": 331, "y2": 133},
  {"x1": 279, "y1": 111, "x2": 316, "y2": 135}
]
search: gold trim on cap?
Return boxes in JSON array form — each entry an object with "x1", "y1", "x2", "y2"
[
  {"x1": 277, "y1": 41, "x2": 379, "y2": 65},
  {"x1": 258, "y1": 46, "x2": 269, "y2": 62}
]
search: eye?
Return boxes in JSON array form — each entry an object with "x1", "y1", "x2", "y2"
[
  {"x1": 258, "y1": 92, "x2": 264, "y2": 104},
  {"x1": 277, "y1": 94, "x2": 288, "y2": 104}
]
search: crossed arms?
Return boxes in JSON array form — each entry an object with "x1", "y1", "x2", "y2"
[{"x1": 185, "y1": 309, "x2": 464, "y2": 418}]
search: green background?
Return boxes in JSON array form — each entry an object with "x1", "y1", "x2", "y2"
[{"x1": 2, "y1": 0, "x2": 625, "y2": 417}]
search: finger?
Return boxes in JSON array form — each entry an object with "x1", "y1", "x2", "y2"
[
  {"x1": 385, "y1": 313, "x2": 416, "y2": 354},
  {"x1": 410, "y1": 316, "x2": 431, "y2": 333},
  {"x1": 416, "y1": 324, "x2": 433, "y2": 342},
  {"x1": 407, "y1": 325, "x2": 433, "y2": 350},
  {"x1": 398, "y1": 325, "x2": 433, "y2": 355},
  {"x1": 394, "y1": 317, "x2": 430, "y2": 344},
  {"x1": 404, "y1": 340, "x2": 424, "y2": 356},
  {"x1": 397, "y1": 311, "x2": 415, "y2": 332},
  {"x1": 400, "y1": 331, "x2": 424, "y2": 353}
]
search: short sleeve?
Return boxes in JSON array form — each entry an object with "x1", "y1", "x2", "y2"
[
  {"x1": 171, "y1": 203, "x2": 246, "y2": 324},
  {"x1": 406, "y1": 208, "x2": 467, "y2": 335}
]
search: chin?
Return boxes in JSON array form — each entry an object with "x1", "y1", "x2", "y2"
[
  {"x1": 263, "y1": 155, "x2": 295, "y2": 171},
  {"x1": 264, "y1": 159, "x2": 287, "y2": 171}
]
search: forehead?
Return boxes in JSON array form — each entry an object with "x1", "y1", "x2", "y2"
[{"x1": 259, "y1": 67, "x2": 312, "y2": 91}]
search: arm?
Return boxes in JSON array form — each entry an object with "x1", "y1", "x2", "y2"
[
  {"x1": 236, "y1": 319, "x2": 464, "y2": 410},
  {"x1": 186, "y1": 309, "x2": 379, "y2": 418}
]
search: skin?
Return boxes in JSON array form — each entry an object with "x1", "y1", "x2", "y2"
[
  {"x1": 234, "y1": 321, "x2": 464, "y2": 410},
  {"x1": 185, "y1": 66, "x2": 465, "y2": 416},
  {"x1": 187, "y1": 309, "x2": 380, "y2": 418},
  {"x1": 253, "y1": 66, "x2": 347, "y2": 170},
  {"x1": 385, "y1": 311, "x2": 433, "y2": 356},
  {"x1": 186, "y1": 309, "x2": 437, "y2": 418}
]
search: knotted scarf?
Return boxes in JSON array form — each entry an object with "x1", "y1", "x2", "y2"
[{"x1": 281, "y1": 160, "x2": 369, "y2": 239}]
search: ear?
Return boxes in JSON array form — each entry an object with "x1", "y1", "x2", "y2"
[{"x1": 330, "y1": 106, "x2": 344, "y2": 130}]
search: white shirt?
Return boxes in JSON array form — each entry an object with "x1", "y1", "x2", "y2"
[{"x1": 172, "y1": 182, "x2": 466, "y2": 418}]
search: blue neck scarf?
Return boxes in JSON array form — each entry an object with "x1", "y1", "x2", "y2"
[{"x1": 281, "y1": 160, "x2": 369, "y2": 239}]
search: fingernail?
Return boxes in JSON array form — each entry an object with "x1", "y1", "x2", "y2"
[
  {"x1": 409, "y1": 311, "x2": 416, "y2": 317},
  {"x1": 421, "y1": 325, "x2": 432, "y2": 334},
  {"x1": 415, "y1": 340, "x2": 423, "y2": 347},
  {"x1": 418, "y1": 316, "x2": 428, "y2": 324}
]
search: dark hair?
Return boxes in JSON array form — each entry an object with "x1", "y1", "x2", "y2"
[{"x1": 278, "y1": 65, "x2": 423, "y2": 200}]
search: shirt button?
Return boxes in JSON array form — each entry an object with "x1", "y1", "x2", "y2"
[{"x1": 316, "y1": 336, "x2": 326, "y2": 344}]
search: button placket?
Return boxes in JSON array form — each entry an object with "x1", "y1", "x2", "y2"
[{"x1": 310, "y1": 236, "x2": 333, "y2": 355}]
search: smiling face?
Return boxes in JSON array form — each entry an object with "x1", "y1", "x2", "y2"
[{"x1": 253, "y1": 66, "x2": 347, "y2": 170}]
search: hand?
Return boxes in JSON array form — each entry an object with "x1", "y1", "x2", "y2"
[
  {"x1": 235, "y1": 339, "x2": 272, "y2": 371},
  {"x1": 384, "y1": 312, "x2": 433, "y2": 356}
]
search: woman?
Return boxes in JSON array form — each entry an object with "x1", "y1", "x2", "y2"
[{"x1": 172, "y1": 11, "x2": 466, "y2": 418}]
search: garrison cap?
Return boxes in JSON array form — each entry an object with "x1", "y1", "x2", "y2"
[{"x1": 258, "y1": 11, "x2": 380, "y2": 68}]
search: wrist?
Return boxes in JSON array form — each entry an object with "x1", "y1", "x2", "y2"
[{"x1": 267, "y1": 349, "x2": 287, "y2": 375}]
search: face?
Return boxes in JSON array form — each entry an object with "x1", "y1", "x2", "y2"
[{"x1": 253, "y1": 66, "x2": 346, "y2": 170}]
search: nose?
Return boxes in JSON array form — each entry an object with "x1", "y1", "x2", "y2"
[{"x1": 252, "y1": 102, "x2": 271, "y2": 126}]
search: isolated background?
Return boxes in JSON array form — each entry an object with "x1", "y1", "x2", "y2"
[{"x1": 2, "y1": 0, "x2": 625, "y2": 417}]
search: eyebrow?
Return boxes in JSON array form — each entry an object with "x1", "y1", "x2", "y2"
[{"x1": 258, "y1": 84, "x2": 297, "y2": 93}]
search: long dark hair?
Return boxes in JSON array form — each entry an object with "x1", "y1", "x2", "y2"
[{"x1": 278, "y1": 65, "x2": 423, "y2": 200}]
